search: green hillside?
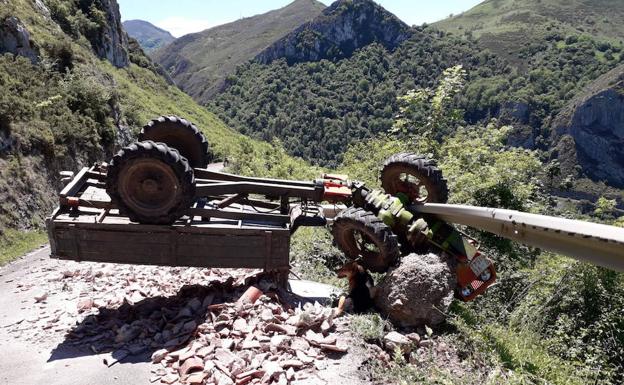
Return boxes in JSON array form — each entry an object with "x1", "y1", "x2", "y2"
[
  {"x1": 153, "y1": 0, "x2": 326, "y2": 103},
  {"x1": 210, "y1": 24, "x2": 621, "y2": 167},
  {"x1": 435, "y1": 0, "x2": 624, "y2": 68},
  {"x1": 0, "y1": 0, "x2": 315, "y2": 262}
]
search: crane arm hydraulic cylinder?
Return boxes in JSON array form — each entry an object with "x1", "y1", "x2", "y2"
[{"x1": 412, "y1": 204, "x2": 624, "y2": 272}]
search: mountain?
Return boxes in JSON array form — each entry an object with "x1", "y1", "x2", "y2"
[
  {"x1": 211, "y1": 28, "x2": 509, "y2": 167},
  {"x1": 435, "y1": 0, "x2": 624, "y2": 68},
  {"x1": 210, "y1": 0, "x2": 624, "y2": 198},
  {"x1": 123, "y1": 19, "x2": 174, "y2": 53},
  {"x1": 255, "y1": 0, "x2": 410, "y2": 65},
  {"x1": 153, "y1": 0, "x2": 326, "y2": 103}
]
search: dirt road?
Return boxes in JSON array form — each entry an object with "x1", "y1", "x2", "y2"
[
  {"x1": 0, "y1": 246, "x2": 152, "y2": 385},
  {"x1": 0, "y1": 246, "x2": 372, "y2": 385}
]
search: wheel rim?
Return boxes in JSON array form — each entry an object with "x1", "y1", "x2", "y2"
[
  {"x1": 342, "y1": 227, "x2": 385, "y2": 268},
  {"x1": 385, "y1": 169, "x2": 431, "y2": 203},
  {"x1": 118, "y1": 158, "x2": 181, "y2": 218}
]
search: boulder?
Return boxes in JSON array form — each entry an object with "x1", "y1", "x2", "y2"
[{"x1": 374, "y1": 253, "x2": 455, "y2": 327}]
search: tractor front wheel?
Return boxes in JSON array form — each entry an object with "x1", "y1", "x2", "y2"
[{"x1": 332, "y1": 207, "x2": 400, "y2": 273}]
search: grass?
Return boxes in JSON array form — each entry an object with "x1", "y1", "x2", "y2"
[
  {"x1": 450, "y1": 303, "x2": 592, "y2": 385},
  {"x1": 289, "y1": 227, "x2": 346, "y2": 288},
  {"x1": 349, "y1": 313, "x2": 391, "y2": 343},
  {"x1": 0, "y1": 229, "x2": 48, "y2": 265}
]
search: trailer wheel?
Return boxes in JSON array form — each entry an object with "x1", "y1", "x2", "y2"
[
  {"x1": 332, "y1": 207, "x2": 400, "y2": 273},
  {"x1": 106, "y1": 141, "x2": 195, "y2": 224},
  {"x1": 139, "y1": 115, "x2": 211, "y2": 169},
  {"x1": 380, "y1": 152, "x2": 448, "y2": 203}
]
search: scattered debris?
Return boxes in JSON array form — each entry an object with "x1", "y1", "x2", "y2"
[
  {"x1": 33, "y1": 290, "x2": 48, "y2": 302},
  {"x1": 4, "y1": 258, "x2": 352, "y2": 384},
  {"x1": 383, "y1": 331, "x2": 413, "y2": 354}
]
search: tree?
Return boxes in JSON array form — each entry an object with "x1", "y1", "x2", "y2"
[
  {"x1": 391, "y1": 65, "x2": 466, "y2": 156},
  {"x1": 594, "y1": 196, "x2": 617, "y2": 219}
]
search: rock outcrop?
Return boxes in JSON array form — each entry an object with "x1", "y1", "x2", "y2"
[
  {"x1": 0, "y1": 16, "x2": 39, "y2": 63},
  {"x1": 553, "y1": 65, "x2": 624, "y2": 188},
  {"x1": 374, "y1": 253, "x2": 456, "y2": 327},
  {"x1": 86, "y1": 0, "x2": 129, "y2": 68},
  {"x1": 255, "y1": 0, "x2": 411, "y2": 65}
]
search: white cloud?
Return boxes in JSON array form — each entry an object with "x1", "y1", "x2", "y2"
[{"x1": 155, "y1": 16, "x2": 226, "y2": 38}]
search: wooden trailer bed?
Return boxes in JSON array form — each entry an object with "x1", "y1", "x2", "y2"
[{"x1": 46, "y1": 167, "x2": 291, "y2": 280}]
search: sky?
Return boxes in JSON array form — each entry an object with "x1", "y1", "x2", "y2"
[{"x1": 118, "y1": 0, "x2": 482, "y2": 38}]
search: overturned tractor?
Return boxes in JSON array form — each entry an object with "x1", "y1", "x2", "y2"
[{"x1": 47, "y1": 116, "x2": 624, "y2": 310}]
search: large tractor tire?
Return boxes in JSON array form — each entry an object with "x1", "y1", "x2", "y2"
[
  {"x1": 332, "y1": 207, "x2": 400, "y2": 273},
  {"x1": 106, "y1": 141, "x2": 195, "y2": 225},
  {"x1": 380, "y1": 152, "x2": 449, "y2": 204},
  {"x1": 139, "y1": 116, "x2": 211, "y2": 169}
]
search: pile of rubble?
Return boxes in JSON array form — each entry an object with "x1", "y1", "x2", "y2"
[
  {"x1": 4, "y1": 257, "x2": 351, "y2": 384},
  {"x1": 5, "y1": 258, "x2": 260, "y2": 343},
  {"x1": 147, "y1": 291, "x2": 349, "y2": 385}
]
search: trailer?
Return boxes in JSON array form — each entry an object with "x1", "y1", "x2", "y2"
[{"x1": 46, "y1": 164, "x2": 312, "y2": 284}]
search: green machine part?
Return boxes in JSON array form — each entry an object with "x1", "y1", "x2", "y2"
[
  {"x1": 359, "y1": 189, "x2": 479, "y2": 259},
  {"x1": 409, "y1": 218, "x2": 479, "y2": 259},
  {"x1": 364, "y1": 190, "x2": 414, "y2": 228}
]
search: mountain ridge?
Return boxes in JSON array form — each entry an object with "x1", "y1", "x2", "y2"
[
  {"x1": 123, "y1": 19, "x2": 174, "y2": 53},
  {"x1": 153, "y1": 0, "x2": 326, "y2": 103},
  {"x1": 255, "y1": 0, "x2": 411, "y2": 65}
]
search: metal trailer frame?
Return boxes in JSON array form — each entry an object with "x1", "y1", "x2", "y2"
[{"x1": 46, "y1": 164, "x2": 331, "y2": 285}]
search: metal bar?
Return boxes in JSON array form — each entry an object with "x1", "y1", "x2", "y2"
[
  {"x1": 216, "y1": 193, "x2": 247, "y2": 209},
  {"x1": 59, "y1": 198, "x2": 113, "y2": 210},
  {"x1": 195, "y1": 181, "x2": 323, "y2": 201},
  {"x1": 96, "y1": 209, "x2": 109, "y2": 223},
  {"x1": 412, "y1": 203, "x2": 624, "y2": 271},
  {"x1": 185, "y1": 207, "x2": 289, "y2": 224},
  {"x1": 194, "y1": 169, "x2": 319, "y2": 188},
  {"x1": 86, "y1": 170, "x2": 106, "y2": 181},
  {"x1": 59, "y1": 167, "x2": 89, "y2": 198}
]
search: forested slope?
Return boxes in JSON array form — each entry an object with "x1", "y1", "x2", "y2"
[
  {"x1": 435, "y1": 0, "x2": 624, "y2": 68},
  {"x1": 211, "y1": 22, "x2": 622, "y2": 175},
  {"x1": 153, "y1": 0, "x2": 326, "y2": 102}
]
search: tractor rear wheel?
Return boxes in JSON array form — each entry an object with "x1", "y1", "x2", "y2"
[
  {"x1": 380, "y1": 152, "x2": 448, "y2": 203},
  {"x1": 139, "y1": 115, "x2": 211, "y2": 169},
  {"x1": 106, "y1": 141, "x2": 195, "y2": 224},
  {"x1": 332, "y1": 207, "x2": 400, "y2": 273}
]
